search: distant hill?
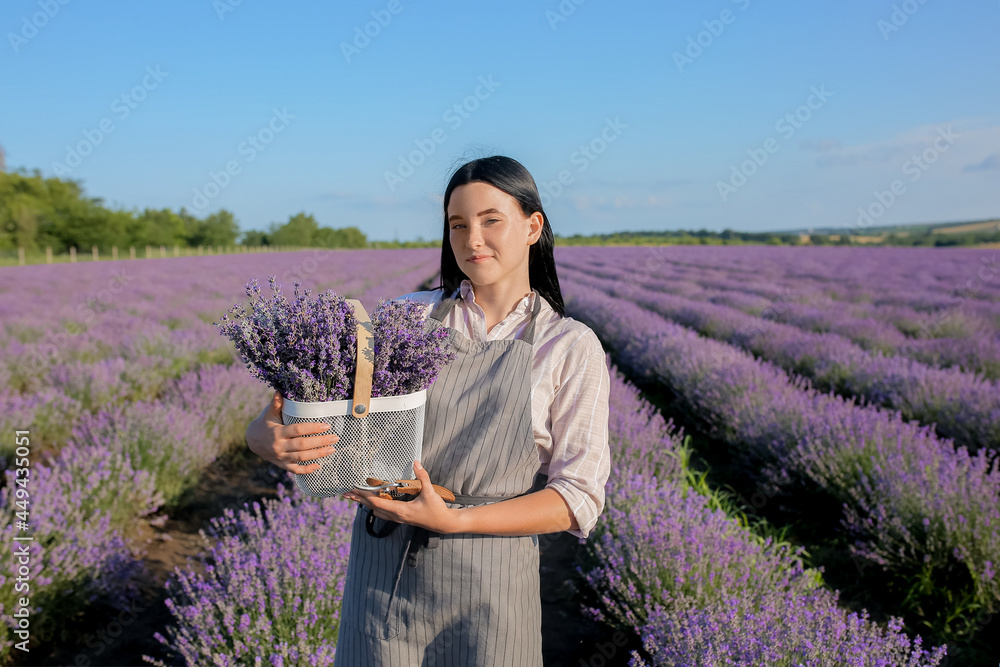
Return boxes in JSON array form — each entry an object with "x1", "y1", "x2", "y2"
[{"x1": 782, "y1": 217, "x2": 1000, "y2": 237}]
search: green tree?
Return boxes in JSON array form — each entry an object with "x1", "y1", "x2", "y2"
[
  {"x1": 187, "y1": 209, "x2": 240, "y2": 247},
  {"x1": 314, "y1": 225, "x2": 367, "y2": 248},
  {"x1": 269, "y1": 212, "x2": 319, "y2": 247},
  {"x1": 241, "y1": 229, "x2": 270, "y2": 246}
]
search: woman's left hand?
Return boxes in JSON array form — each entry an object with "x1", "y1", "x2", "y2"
[{"x1": 343, "y1": 460, "x2": 461, "y2": 534}]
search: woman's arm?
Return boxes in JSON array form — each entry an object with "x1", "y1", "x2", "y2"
[{"x1": 344, "y1": 461, "x2": 578, "y2": 535}]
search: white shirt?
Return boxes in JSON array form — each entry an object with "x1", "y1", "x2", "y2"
[{"x1": 397, "y1": 279, "x2": 611, "y2": 539}]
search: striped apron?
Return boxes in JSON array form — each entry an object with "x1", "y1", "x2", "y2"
[{"x1": 334, "y1": 290, "x2": 545, "y2": 667}]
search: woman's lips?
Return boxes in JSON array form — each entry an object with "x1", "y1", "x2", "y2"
[{"x1": 467, "y1": 256, "x2": 492, "y2": 263}]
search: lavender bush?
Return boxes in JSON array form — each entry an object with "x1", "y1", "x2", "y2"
[
  {"x1": 556, "y1": 246, "x2": 1000, "y2": 379},
  {"x1": 216, "y1": 277, "x2": 453, "y2": 402},
  {"x1": 561, "y1": 265, "x2": 1000, "y2": 453},
  {"x1": 0, "y1": 249, "x2": 440, "y2": 661},
  {"x1": 563, "y1": 279, "x2": 1000, "y2": 645},
  {"x1": 71, "y1": 400, "x2": 219, "y2": 506},
  {"x1": 0, "y1": 444, "x2": 152, "y2": 661},
  {"x1": 145, "y1": 482, "x2": 354, "y2": 667},
  {"x1": 584, "y1": 364, "x2": 945, "y2": 666}
]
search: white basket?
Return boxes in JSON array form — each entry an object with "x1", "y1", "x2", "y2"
[{"x1": 282, "y1": 389, "x2": 427, "y2": 497}]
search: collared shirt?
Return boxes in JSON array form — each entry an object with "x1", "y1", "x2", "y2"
[{"x1": 397, "y1": 279, "x2": 611, "y2": 539}]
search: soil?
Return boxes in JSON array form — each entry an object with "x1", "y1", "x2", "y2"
[{"x1": 23, "y1": 447, "x2": 632, "y2": 667}]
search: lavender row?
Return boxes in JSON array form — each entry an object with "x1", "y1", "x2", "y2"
[
  {"x1": 562, "y1": 279, "x2": 1000, "y2": 635},
  {"x1": 0, "y1": 362, "x2": 269, "y2": 660},
  {"x1": 560, "y1": 246, "x2": 1000, "y2": 332},
  {"x1": 555, "y1": 246, "x2": 1000, "y2": 378},
  {"x1": 145, "y1": 482, "x2": 354, "y2": 667},
  {"x1": 588, "y1": 366, "x2": 943, "y2": 665},
  {"x1": 0, "y1": 250, "x2": 439, "y2": 459},
  {"x1": 557, "y1": 245, "x2": 1000, "y2": 309},
  {"x1": 561, "y1": 265, "x2": 1000, "y2": 453},
  {"x1": 0, "y1": 250, "x2": 439, "y2": 390},
  {"x1": 0, "y1": 251, "x2": 437, "y2": 659}
]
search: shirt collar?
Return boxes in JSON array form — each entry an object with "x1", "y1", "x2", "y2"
[{"x1": 459, "y1": 279, "x2": 537, "y2": 315}]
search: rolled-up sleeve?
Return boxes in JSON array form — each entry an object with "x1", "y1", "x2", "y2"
[{"x1": 543, "y1": 333, "x2": 611, "y2": 539}]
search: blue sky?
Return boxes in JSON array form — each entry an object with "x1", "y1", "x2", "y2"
[{"x1": 2, "y1": 0, "x2": 998, "y2": 241}]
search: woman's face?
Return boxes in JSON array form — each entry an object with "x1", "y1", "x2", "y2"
[{"x1": 447, "y1": 182, "x2": 543, "y2": 291}]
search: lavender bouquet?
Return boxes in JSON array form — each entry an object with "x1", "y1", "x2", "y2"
[{"x1": 216, "y1": 276, "x2": 454, "y2": 402}]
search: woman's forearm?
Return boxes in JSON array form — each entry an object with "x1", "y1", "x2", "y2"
[{"x1": 448, "y1": 487, "x2": 579, "y2": 536}]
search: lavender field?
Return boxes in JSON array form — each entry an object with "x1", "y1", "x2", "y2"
[{"x1": 2, "y1": 245, "x2": 997, "y2": 665}]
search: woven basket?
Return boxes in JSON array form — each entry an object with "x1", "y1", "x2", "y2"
[{"x1": 280, "y1": 298, "x2": 427, "y2": 497}]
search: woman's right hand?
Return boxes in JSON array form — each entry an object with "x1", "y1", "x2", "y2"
[{"x1": 245, "y1": 391, "x2": 339, "y2": 474}]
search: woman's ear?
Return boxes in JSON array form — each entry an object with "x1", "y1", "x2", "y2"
[{"x1": 527, "y1": 212, "x2": 544, "y2": 245}]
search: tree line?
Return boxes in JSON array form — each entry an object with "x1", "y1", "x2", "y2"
[
  {"x1": 5, "y1": 168, "x2": 995, "y2": 253},
  {"x1": 0, "y1": 169, "x2": 368, "y2": 253}
]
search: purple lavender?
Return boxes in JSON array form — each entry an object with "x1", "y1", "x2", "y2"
[
  {"x1": 216, "y1": 277, "x2": 454, "y2": 402},
  {"x1": 0, "y1": 444, "x2": 151, "y2": 662},
  {"x1": 583, "y1": 364, "x2": 946, "y2": 666},
  {"x1": 144, "y1": 482, "x2": 354, "y2": 667},
  {"x1": 561, "y1": 277, "x2": 1000, "y2": 646}
]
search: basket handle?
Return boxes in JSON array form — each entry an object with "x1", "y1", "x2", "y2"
[{"x1": 347, "y1": 299, "x2": 374, "y2": 418}]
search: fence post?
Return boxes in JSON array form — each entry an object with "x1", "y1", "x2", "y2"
[
  {"x1": 174, "y1": 245, "x2": 180, "y2": 257},
  {"x1": 198, "y1": 245, "x2": 203, "y2": 255},
  {"x1": 112, "y1": 246, "x2": 118, "y2": 260},
  {"x1": 69, "y1": 247, "x2": 77, "y2": 262},
  {"x1": 46, "y1": 247, "x2": 53, "y2": 263},
  {"x1": 130, "y1": 246, "x2": 136, "y2": 259},
  {"x1": 160, "y1": 245, "x2": 166, "y2": 258},
  {"x1": 92, "y1": 246, "x2": 99, "y2": 261},
  {"x1": 17, "y1": 247, "x2": 25, "y2": 265}
]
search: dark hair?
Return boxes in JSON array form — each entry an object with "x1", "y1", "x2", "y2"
[{"x1": 435, "y1": 155, "x2": 565, "y2": 317}]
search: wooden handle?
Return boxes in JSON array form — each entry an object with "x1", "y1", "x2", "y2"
[
  {"x1": 346, "y1": 299, "x2": 373, "y2": 418},
  {"x1": 365, "y1": 477, "x2": 457, "y2": 503},
  {"x1": 395, "y1": 480, "x2": 457, "y2": 503}
]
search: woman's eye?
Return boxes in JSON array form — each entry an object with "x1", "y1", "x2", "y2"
[{"x1": 485, "y1": 218, "x2": 500, "y2": 224}]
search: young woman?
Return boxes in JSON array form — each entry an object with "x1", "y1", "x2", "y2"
[{"x1": 245, "y1": 155, "x2": 611, "y2": 666}]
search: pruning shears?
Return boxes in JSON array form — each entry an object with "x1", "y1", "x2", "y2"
[{"x1": 354, "y1": 477, "x2": 457, "y2": 502}]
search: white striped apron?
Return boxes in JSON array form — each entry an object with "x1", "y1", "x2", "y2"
[{"x1": 334, "y1": 290, "x2": 545, "y2": 667}]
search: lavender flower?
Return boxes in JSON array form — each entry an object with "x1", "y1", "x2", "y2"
[
  {"x1": 583, "y1": 364, "x2": 945, "y2": 667},
  {"x1": 561, "y1": 275, "x2": 998, "y2": 648},
  {"x1": 216, "y1": 278, "x2": 454, "y2": 402},
  {"x1": 144, "y1": 482, "x2": 354, "y2": 667}
]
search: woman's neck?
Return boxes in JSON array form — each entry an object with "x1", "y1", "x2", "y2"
[{"x1": 467, "y1": 279, "x2": 533, "y2": 334}]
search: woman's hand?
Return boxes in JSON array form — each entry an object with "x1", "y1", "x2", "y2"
[
  {"x1": 245, "y1": 391, "x2": 339, "y2": 473},
  {"x1": 344, "y1": 461, "x2": 460, "y2": 534}
]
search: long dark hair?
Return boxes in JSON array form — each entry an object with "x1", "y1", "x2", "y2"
[{"x1": 435, "y1": 155, "x2": 565, "y2": 317}]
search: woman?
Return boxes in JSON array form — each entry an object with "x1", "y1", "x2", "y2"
[{"x1": 245, "y1": 155, "x2": 611, "y2": 666}]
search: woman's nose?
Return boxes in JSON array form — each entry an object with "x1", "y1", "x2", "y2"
[{"x1": 466, "y1": 225, "x2": 485, "y2": 248}]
